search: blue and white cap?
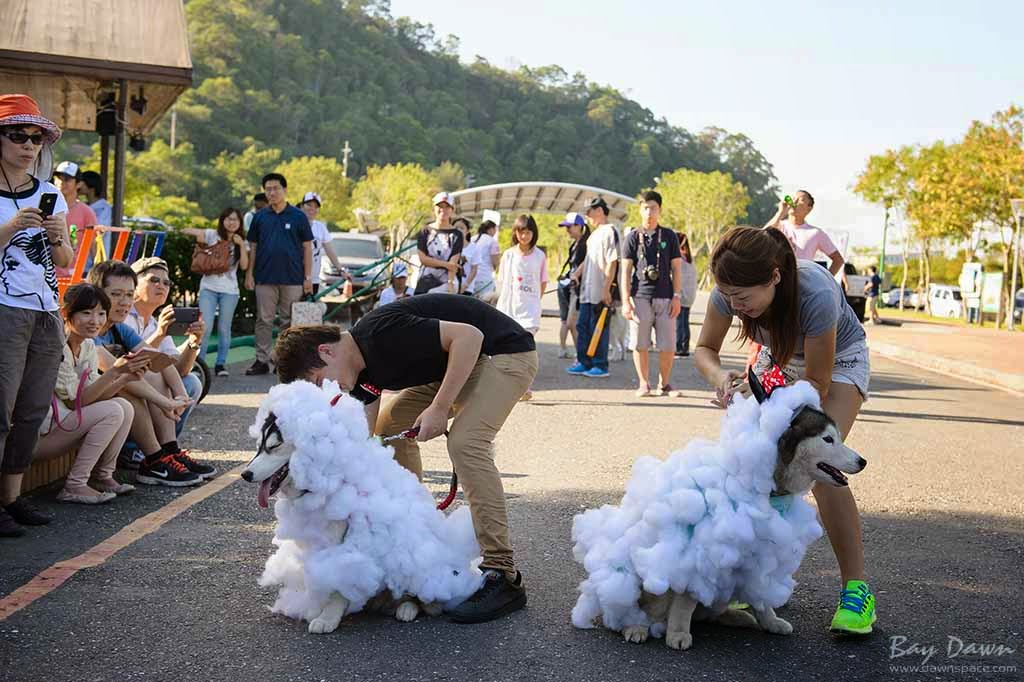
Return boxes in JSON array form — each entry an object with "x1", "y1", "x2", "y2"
[
  {"x1": 432, "y1": 191, "x2": 454, "y2": 207},
  {"x1": 392, "y1": 263, "x2": 409, "y2": 278},
  {"x1": 559, "y1": 212, "x2": 586, "y2": 227}
]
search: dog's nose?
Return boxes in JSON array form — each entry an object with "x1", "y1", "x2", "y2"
[
  {"x1": 857, "y1": 457, "x2": 867, "y2": 471},
  {"x1": 241, "y1": 470, "x2": 254, "y2": 482}
]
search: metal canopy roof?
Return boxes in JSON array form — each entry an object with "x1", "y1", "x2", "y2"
[
  {"x1": 0, "y1": 0, "x2": 192, "y2": 134},
  {"x1": 450, "y1": 182, "x2": 635, "y2": 223}
]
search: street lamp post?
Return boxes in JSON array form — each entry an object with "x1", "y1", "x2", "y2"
[
  {"x1": 879, "y1": 197, "x2": 892, "y2": 280},
  {"x1": 1010, "y1": 199, "x2": 1023, "y2": 331}
]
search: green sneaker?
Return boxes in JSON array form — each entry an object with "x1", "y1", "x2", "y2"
[{"x1": 830, "y1": 580, "x2": 876, "y2": 634}]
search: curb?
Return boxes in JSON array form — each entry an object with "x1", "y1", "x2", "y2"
[{"x1": 870, "y1": 342, "x2": 1024, "y2": 396}]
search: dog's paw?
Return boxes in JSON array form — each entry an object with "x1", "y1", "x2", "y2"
[
  {"x1": 622, "y1": 625, "x2": 649, "y2": 644},
  {"x1": 395, "y1": 601, "x2": 420, "y2": 622},
  {"x1": 308, "y1": 617, "x2": 340, "y2": 635},
  {"x1": 761, "y1": 616, "x2": 793, "y2": 636},
  {"x1": 665, "y1": 631, "x2": 693, "y2": 650}
]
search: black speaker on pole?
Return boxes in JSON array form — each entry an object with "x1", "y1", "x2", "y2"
[{"x1": 96, "y1": 93, "x2": 117, "y2": 136}]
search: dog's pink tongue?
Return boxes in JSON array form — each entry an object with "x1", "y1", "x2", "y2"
[{"x1": 257, "y1": 478, "x2": 272, "y2": 508}]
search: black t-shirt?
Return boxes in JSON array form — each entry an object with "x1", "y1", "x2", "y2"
[
  {"x1": 869, "y1": 274, "x2": 881, "y2": 297},
  {"x1": 623, "y1": 226, "x2": 680, "y2": 299},
  {"x1": 347, "y1": 294, "x2": 536, "y2": 404},
  {"x1": 559, "y1": 237, "x2": 588, "y2": 280},
  {"x1": 416, "y1": 227, "x2": 464, "y2": 282}
]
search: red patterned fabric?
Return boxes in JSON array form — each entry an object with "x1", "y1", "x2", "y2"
[{"x1": 760, "y1": 363, "x2": 788, "y2": 395}]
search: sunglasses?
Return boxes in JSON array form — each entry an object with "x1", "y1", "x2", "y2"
[{"x1": 1, "y1": 131, "x2": 45, "y2": 145}]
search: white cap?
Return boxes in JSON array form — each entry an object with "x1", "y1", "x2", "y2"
[
  {"x1": 392, "y1": 263, "x2": 408, "y2": 278},
  {"x1": 301, "y1": 191, "x2": 322, "y2": 206},
  {"x1": 482, "y1": 209, "x2": 501, "y2": 228},
  {"x1": 55, "y1": 161, "x2": 79, "y2": 178},
  {"x1": 432, "y1": 191, "x2": 454, "y2": 207}
]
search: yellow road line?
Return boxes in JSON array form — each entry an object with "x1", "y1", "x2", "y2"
[{"x1": 0, "y1": 463, "x2": 247, "y2": 621}]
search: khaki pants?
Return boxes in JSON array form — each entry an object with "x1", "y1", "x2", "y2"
[
  {"x1": 376, "y1": 351, "x2": 538, "y2": 574},
  {"x1": 255, "y1": 284, "x2": 303, "y2": 364}
]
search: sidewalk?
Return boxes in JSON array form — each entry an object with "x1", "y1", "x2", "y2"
[{"x1": 866, "y1": 317, "x2": 1024, "y2": 394}]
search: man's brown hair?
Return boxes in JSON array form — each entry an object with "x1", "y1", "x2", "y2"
[{"x1": 275, "y1": 325, "x2": 342, "y2": 384}]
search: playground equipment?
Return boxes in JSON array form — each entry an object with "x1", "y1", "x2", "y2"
[{"x1": 57, "y1": 225, "x2": 167, "y2": 299}]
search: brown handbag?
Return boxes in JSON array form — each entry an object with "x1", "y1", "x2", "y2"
[{"x1": 190, "y1": 238, "x2": 232, "y2": 275}]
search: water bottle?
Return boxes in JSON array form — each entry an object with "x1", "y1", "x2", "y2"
[{"x1": 783, "y1": 195, "x2": 794, "y2": 207}]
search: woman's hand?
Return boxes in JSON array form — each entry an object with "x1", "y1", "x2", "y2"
[
  {"x1": 711, "y1": 369, "x2": 747, "y2": 409},
  {"x1": 232, "y1": 233, "x2": 245, "y2": 246},
  {"x1": 3, "y1": 207, "x2": 43, "y2": 233},
  {"x1": 444, "y1": 261, "x2": 459, "y2": 274},
  {"x1": 110, "y1": 353, "x2": 151, "y2": 377},
  {"x1": 42, "y1": 213, "x2": 68, "y2": 243}
]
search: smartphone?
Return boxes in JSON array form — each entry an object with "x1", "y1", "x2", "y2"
[
  {"x1": 38, "y1": 192, "x2": 58, "y2": 219},
  {"x1": 167, "y1": 307, "x2": 201, "y2": 337}
]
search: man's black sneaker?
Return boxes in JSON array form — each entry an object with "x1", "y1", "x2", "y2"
[
  {"x1": 245, "y1": 361, "x2": 270, "y2": 376},
  {"x1": 215, "y1": 364, "x2": 229, "y2": 377},
  {"x1": 172, "y1": 450, "x2": 217, "y2": 479},
  {"x1": 3, "y1": 497, "x2": 52, "y2": 526},
  {"x1": 448, "y1": 569, "x2": 526, "y2": 624},
  {"x1": 0, "y1": 508, "x2": 26, "y2": 537},
  {"x1": 136, "y1": 455, "x2": 202, "y2": 487}
]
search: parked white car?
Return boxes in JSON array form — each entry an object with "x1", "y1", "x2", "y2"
[{"x1": 928, "y1": 284, "x2": 963, "y2": 318}]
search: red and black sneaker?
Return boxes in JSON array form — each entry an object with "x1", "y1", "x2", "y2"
[
  {"x1": 172, "y1": 450, "x2": 217, "y2": 479},
  {"x1": 136, "y1": 455, "x2": 201, "y2": 487}
]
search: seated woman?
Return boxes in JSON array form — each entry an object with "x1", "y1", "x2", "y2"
[{"x1": 35, "y1": 284, "x2": 142, "y2": 504}]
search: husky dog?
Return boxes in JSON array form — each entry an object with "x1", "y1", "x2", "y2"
[
  {"x1": 242, "y1": 382, "x2": 482, "y2": 634},
  {"x1": 571, "y1": 370, "x2": 866, "y2": 650}
]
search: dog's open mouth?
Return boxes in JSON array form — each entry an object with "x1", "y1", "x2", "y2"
[
  {"x1": 817, "y1": 462, "x2": 848, "y2": 486},
  {"x1": 257, "y1": 463, "x2": 290, "y2": 509}
]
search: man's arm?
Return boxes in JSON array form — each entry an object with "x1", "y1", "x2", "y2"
[
  {"x1": 245, "y1": 242, "x2": 257, "y2": 289},
  {"x1": 827, "y1": 249, "x2": 845, "y2": 277},
  {"x1": 669, "y1": 256, "x2": 683, "y2": 319},
  {"x1": 303, "y1": 240, "x2": 314, "y2": 294},
  {"x1": 413, "y1": 321, "x2": 483, "y2": 441},
  {"x1": 764, "y1": 200, "x2": 789, "y2": 229}
]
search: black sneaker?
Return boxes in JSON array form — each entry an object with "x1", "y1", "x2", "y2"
[
  {"x1": 3, "y1": 497, "x2": 52, "y2": 526},
  {"x1": 245, "y1": 361, "x2": 270, "y2": 376},
  {"x1": 0, "y1": 508, "x2": 25, "y2": 537},
  {"x1": 172, "y1": 450, "x2": 217, "y2": 479},
  {"x1": 448, "y1": 569, "x2": 526, "y2": 624},
  {"x1": 136, "y1": 455, "x2": 202, "y2": 487},
  {"x1": 215, "y1": 365, "x2": 229, "y2": 377}
]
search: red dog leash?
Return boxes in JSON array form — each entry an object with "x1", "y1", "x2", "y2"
[{"x1": 381, "y1": 426, "x2": 458, "y2": 511}]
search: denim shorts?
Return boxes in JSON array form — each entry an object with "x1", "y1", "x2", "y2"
[{"x1": 754, "y1": 341, "x2": 871, "y2": 400}]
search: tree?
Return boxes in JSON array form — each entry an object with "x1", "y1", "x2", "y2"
[
  {"x1": 274, "y1": 156, "x2": 352, "y2": 226},
  {"x1": 433, "y1": 161, "x2": 466, "y2": 192},
  {"x1": 956, "y1": 106, "x2": 1024, "y2": 325},
  {"x1": 350, "y1": 163, "x2": 439, "y2": 238},
  {"x1": 210, "y1": 139, "x2": 282, "y2": 211}
]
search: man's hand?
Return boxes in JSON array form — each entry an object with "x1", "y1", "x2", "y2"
[
  {"x1": 186, "y1": 316, "x2": 205, "y2": 344},
  {"x1": 602, "y1": 288, "x2": 613, "y2": 306},
  {"x1": 623, "y1": 298, "x2": 635, "y2": 321},
  {"x1": 245, "y1": 273, "x2": 255, "y2": 290},
  {"x1": 156, "y1": 306, "x2": 175, "y2": 337},
  {"x1": 776, "y1": 200, "x2": 790, "y2": 219},
  {"x1": 669, "y1": 296, "x2": 681, "y2": 319},
  {"x1": 303, "y1": 279, "x2": 313, "y2": 295},
  {"x1": 413, "y1": 404, "x2": 448, "y2": 442}
]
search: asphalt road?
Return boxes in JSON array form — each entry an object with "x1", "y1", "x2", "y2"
[{"x1": 2, "y1": 307, "x2": 1022, "y2": 682}]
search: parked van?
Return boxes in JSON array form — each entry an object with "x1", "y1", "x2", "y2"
[{"x1": 929, "y1": 284, "x2": 963, "y2": 319}]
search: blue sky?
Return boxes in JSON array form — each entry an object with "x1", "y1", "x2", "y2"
[{"x1": 389, "y1": 0, "x2": 1023, "y2": 249}]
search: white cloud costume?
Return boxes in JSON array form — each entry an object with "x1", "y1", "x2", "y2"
[
  {"x1": 254, "y1": 382, "x2": 483, "y2": 623},
  {"x1": 571, "y1": 382, "x2": 824, "y2": 636}
]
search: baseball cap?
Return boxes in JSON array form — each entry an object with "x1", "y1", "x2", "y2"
[
  {"x1": 131, "y1": 256, "x2": 169, "y2": 275},
  {"x1": 54, "y1": 161, "x2": 79, "y2": 179},
  {"x1": 301, "y1": 191, "x2": 322, "y2": 207},
  {"x1": 392, "y1": 263, "x2": 409, "y2": 279},
  {"x1": 432, "y1": 191, "x2": 454, "y2": 207},
  {"x1": 559, "y1": 212, "x2": 586, "y2": 228},
  {"x1": 583, "y1": 196, "x2": 609, "y2": 212}
]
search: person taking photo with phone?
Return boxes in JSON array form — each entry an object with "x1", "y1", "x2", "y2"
[
  {"x1": 87, "y1": 260, "x2": 209, "y2": 487},
  {"x1": 0, "y1": 94, "x2": 76, "y2": 537}
]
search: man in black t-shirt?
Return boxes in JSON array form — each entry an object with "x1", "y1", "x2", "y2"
[
  {"x1": 620, "y1": 191, "x2": 683, "y2": 397},
  {"x1": 274, "y1": 294, "x2": 538, "y2": 624}
]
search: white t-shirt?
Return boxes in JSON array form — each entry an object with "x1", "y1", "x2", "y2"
[
  {"x1": 377, "y1": 284, "x2": 413, "y2": 307},
  {"x1": 579, "y1": 223, "x2": 620, "y2": 305},
  {"x1": 310, "y1": 220, "x2": 333, "y2": 284},
  {"x1": 199, "y1": 229, "x2": 244, "y2": 295},
  {"x1": 0, "y1": 178, "x2": 68, "y2": 311},
  {"x1": 497, "y1": 246, "x2": 548, "y2": 331},
  {"x1": 469, "y1": 233, "x2": 500, "y2": 292}
]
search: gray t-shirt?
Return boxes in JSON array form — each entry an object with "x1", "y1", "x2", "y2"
[{"x1": 710, "y1": 260, "x2": 865, "y2": 358}]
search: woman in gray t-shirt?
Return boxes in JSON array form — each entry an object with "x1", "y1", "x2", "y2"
[{"x1": 694, "y1": 226, "x2": 876, "y2": 636}]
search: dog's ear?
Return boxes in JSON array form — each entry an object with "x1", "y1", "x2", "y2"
[{"x1": 748, "y1": 365, "x2": 768, "y2": 404}]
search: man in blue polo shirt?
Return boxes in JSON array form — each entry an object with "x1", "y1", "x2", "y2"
[{"x1": 244, "y1": 173, "x2": 314, "y2": 376}]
